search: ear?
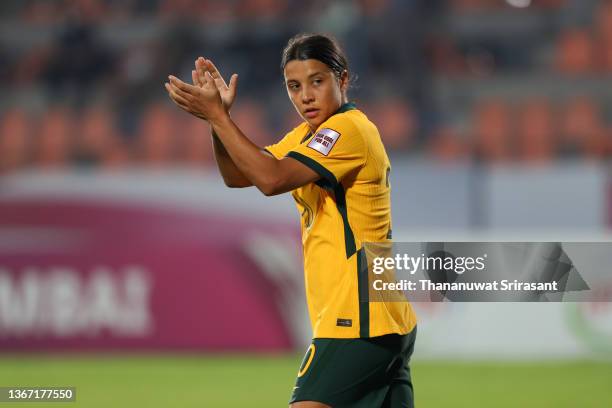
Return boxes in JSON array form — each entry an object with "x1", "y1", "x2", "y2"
[{"x1": 339, "y1": 70, "x2": 349, "y2": 92}]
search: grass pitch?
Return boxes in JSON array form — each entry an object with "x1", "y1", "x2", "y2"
[{"x1": 2, "y1": 354, "x2": 611, "y2": 407}]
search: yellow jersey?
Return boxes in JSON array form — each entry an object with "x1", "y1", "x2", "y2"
[{"x1": 265, "y1": 103, "x2": 417, "y2": 338}]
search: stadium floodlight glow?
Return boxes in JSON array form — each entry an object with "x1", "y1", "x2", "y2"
[{"x1": 506, "y1": 0, "x2": 531, "y2": 7}]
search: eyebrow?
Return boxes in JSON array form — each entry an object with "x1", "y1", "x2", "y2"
[
  {"x1": 286, "y1": 71, "x2": 326, "y2": 82},
  {"x1": 307, "y1": 71, "x2": 325, "y2": 78}
]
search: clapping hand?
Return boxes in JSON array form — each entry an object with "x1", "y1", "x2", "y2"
[
  {"x1": 192, "y1": 57, "x2": 238, "y2": 111},
  {"x1": 165, "y1": 57, "x2": 237, "y2": 123}
]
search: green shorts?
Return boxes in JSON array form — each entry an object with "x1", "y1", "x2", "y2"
[{"x1": 290, "y1": 327, "x2": 417, "y2": 408}]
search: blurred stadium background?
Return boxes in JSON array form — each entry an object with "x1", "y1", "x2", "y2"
[{"x1": 1, "y1": 0, "x2": 612, "y2": 407}]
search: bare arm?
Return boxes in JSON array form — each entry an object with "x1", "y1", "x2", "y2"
[
  {"x1": 191, "y1": 58, "x2": 252, "y2": 188},
  {"x1": 209, "y1": 111, "x2": 319, "y2": 196},
  {"x1": 166, "y1": 74, "x2": 319, "y2": 196},
  {"x1": 211, "y1": 128, "x2": 252, "y2": 188}
]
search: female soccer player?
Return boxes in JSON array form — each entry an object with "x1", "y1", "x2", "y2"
[{"x1": 165, "y1": 33, "x2": 417, "y2": 408}]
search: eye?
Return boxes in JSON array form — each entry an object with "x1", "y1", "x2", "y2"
[
  {"x1": 313, "y1": 78, "x2": 323, "y2": 85},
  {"x1": 288, "y1": 83, "x2": 300, "y2": 90}
]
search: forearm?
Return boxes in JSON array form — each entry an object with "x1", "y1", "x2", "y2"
[
  {"x1": 209, "y1": 113, "x2": 285, "y2": 195},
  {"x1": 211, "y1": 128, "x2": 252, "y2": 187},
  {"x1": 164, "y1": 74, "x2": 316, "y2": 194}
]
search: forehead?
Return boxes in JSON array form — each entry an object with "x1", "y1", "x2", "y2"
[{"x1": 283, "y1": 59, "x2": 333, "y2": 80}]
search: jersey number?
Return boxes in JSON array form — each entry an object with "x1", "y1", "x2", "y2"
[{"x1": 293, "y1": 193, "x2": 314, "y2": 230}]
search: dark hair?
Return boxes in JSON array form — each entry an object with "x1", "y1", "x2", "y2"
[{"x1": 281, "y1": 33, "x2": 349, "y2": 80}]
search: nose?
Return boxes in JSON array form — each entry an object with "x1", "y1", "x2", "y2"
[{"x1": 301, "y1": 86, "x2": 314, "y2": 104}]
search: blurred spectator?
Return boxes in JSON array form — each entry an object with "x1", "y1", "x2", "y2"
[
  {"x1": 177, "y1": 116, "x2": 214, "y2": 167},
  {"x1": 100, "y1": 141, "x2": 130, "y2": 170},
  {"x1": 427, "y1": 37, "x2": 467, "y2": 76},
  {"x1": 0, "y1": 46, "x2": 13, "y2": 84},
  {"x1": 594, "y1": 1, "x2": 612, "y2": 41},
  {"x1": 559, "y1": 98, "x2": 606, "y2": 159},
  {"x1": 66, "y1": 0, "x2": 111, "y2": 23},
  {"x1": 358, "y1": 0, "x2": 392, "y2": 18},
  {"x1": 137, "y1": 103, "x2": 178, "y2": 166},
  {"x1": 555, "y1": 28, "x2": 595, "y2": 74},
  {"x1": 595, "y1": 2, "x2": 612, "y2": 72},
  {"x1": 43, "y1": 21, "x2": 115, "y2": 93},
  {"x1": 158, "y1": 0, "x2": 202, "y2": 20},
  {"x1": 598, "y1": 37, "x2": 612, "y2": 73},
  {"x1": 239, "y1": 0, "x2": 288, "y2": 20},
  {"x1": 21, "y1": 1, "x2": 65, "y2": 23},
  {"x1": 427, "y1": 126, "x2": 470, "y2": 161},
  {"x1": 13, "y1": 46, "x2": 54, "y2": 86},
  {"x1": 472, "y1": 100, "x2": 513, "y2": 162},
  {"x1": 366, "y1": 98, "x2": 418, "y2": 151},
  {"x1": 34, "y1": 107, "x2": 75, "y2": 168},
  {"x1": 75, "y1": 105, "x2": 127, "y2": 168},
  {"x1": 0, "y1": 109, "x2": 32, "y2": 173},
  {"x1": 516, "y1": 99, "x2": 556, "y2": 162}
]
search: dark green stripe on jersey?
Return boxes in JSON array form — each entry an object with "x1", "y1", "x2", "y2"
[
  {"x1": 357, "y1": 248, "x2": 370, "y2": 337},
  {"x1": 300, "y1": 132, "x2": 313, "y2": 144},
  {"x1": 286, "y1": 151, "x2": 356, "y2": 258}
]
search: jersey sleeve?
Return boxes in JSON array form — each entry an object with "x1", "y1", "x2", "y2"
[
  {"x1": 286, "y1": 115, "x2": 367, "y2": 186},
  {"x1": 264, "y1": 124, "x2": 306, "y2": 159}
]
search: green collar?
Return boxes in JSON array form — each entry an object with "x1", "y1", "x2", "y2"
[
  {"x1": 335, "y1": 102, "x2": 357, "y2": 114},
  {"x1": 300, "y1": 102, "x2": 357, "y2": 143}
]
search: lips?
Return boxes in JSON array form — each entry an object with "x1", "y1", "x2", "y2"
[{"x1": 304, "y1": 108, "x2": 319, "y2": 119}]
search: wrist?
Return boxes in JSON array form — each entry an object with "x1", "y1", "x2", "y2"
[
  {"x1": 209, "y1": 110, "x2": 232, "y2": 130},
  {"x1": 210, "y1": 111, "x2": 230, "y2": 135}
]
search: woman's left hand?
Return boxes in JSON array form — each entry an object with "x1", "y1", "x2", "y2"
[{"x1": 165, "y1": 72, "x2": 225, "y2": 122}]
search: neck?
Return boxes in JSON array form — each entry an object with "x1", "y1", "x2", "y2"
[{"x1": 307, "y1": 100, "x2": 352, "y2": 132}]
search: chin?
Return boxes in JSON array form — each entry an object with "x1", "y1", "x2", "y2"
[{"x1": 308, "y1": 119, "x2": 323, "y2": 129}]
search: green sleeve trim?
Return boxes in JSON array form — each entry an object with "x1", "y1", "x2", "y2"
[
  {"x1": 357, "y1": 248, "x2": 370, "y2": 338},
  {"x1": 286, "y1": 151, "x2": 338, "y2": 187},
  {"x1": 285, "y1": 151, "x2": 356, "y2": 259}
]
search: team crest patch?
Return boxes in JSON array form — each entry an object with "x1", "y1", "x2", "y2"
[{"x1": 307, "y1": 128, "x2": 340, "y2": 156}]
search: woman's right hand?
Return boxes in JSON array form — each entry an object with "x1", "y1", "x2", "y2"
[{"x1": 192, "y1": 57, "x2": 238, "y2": 111}]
